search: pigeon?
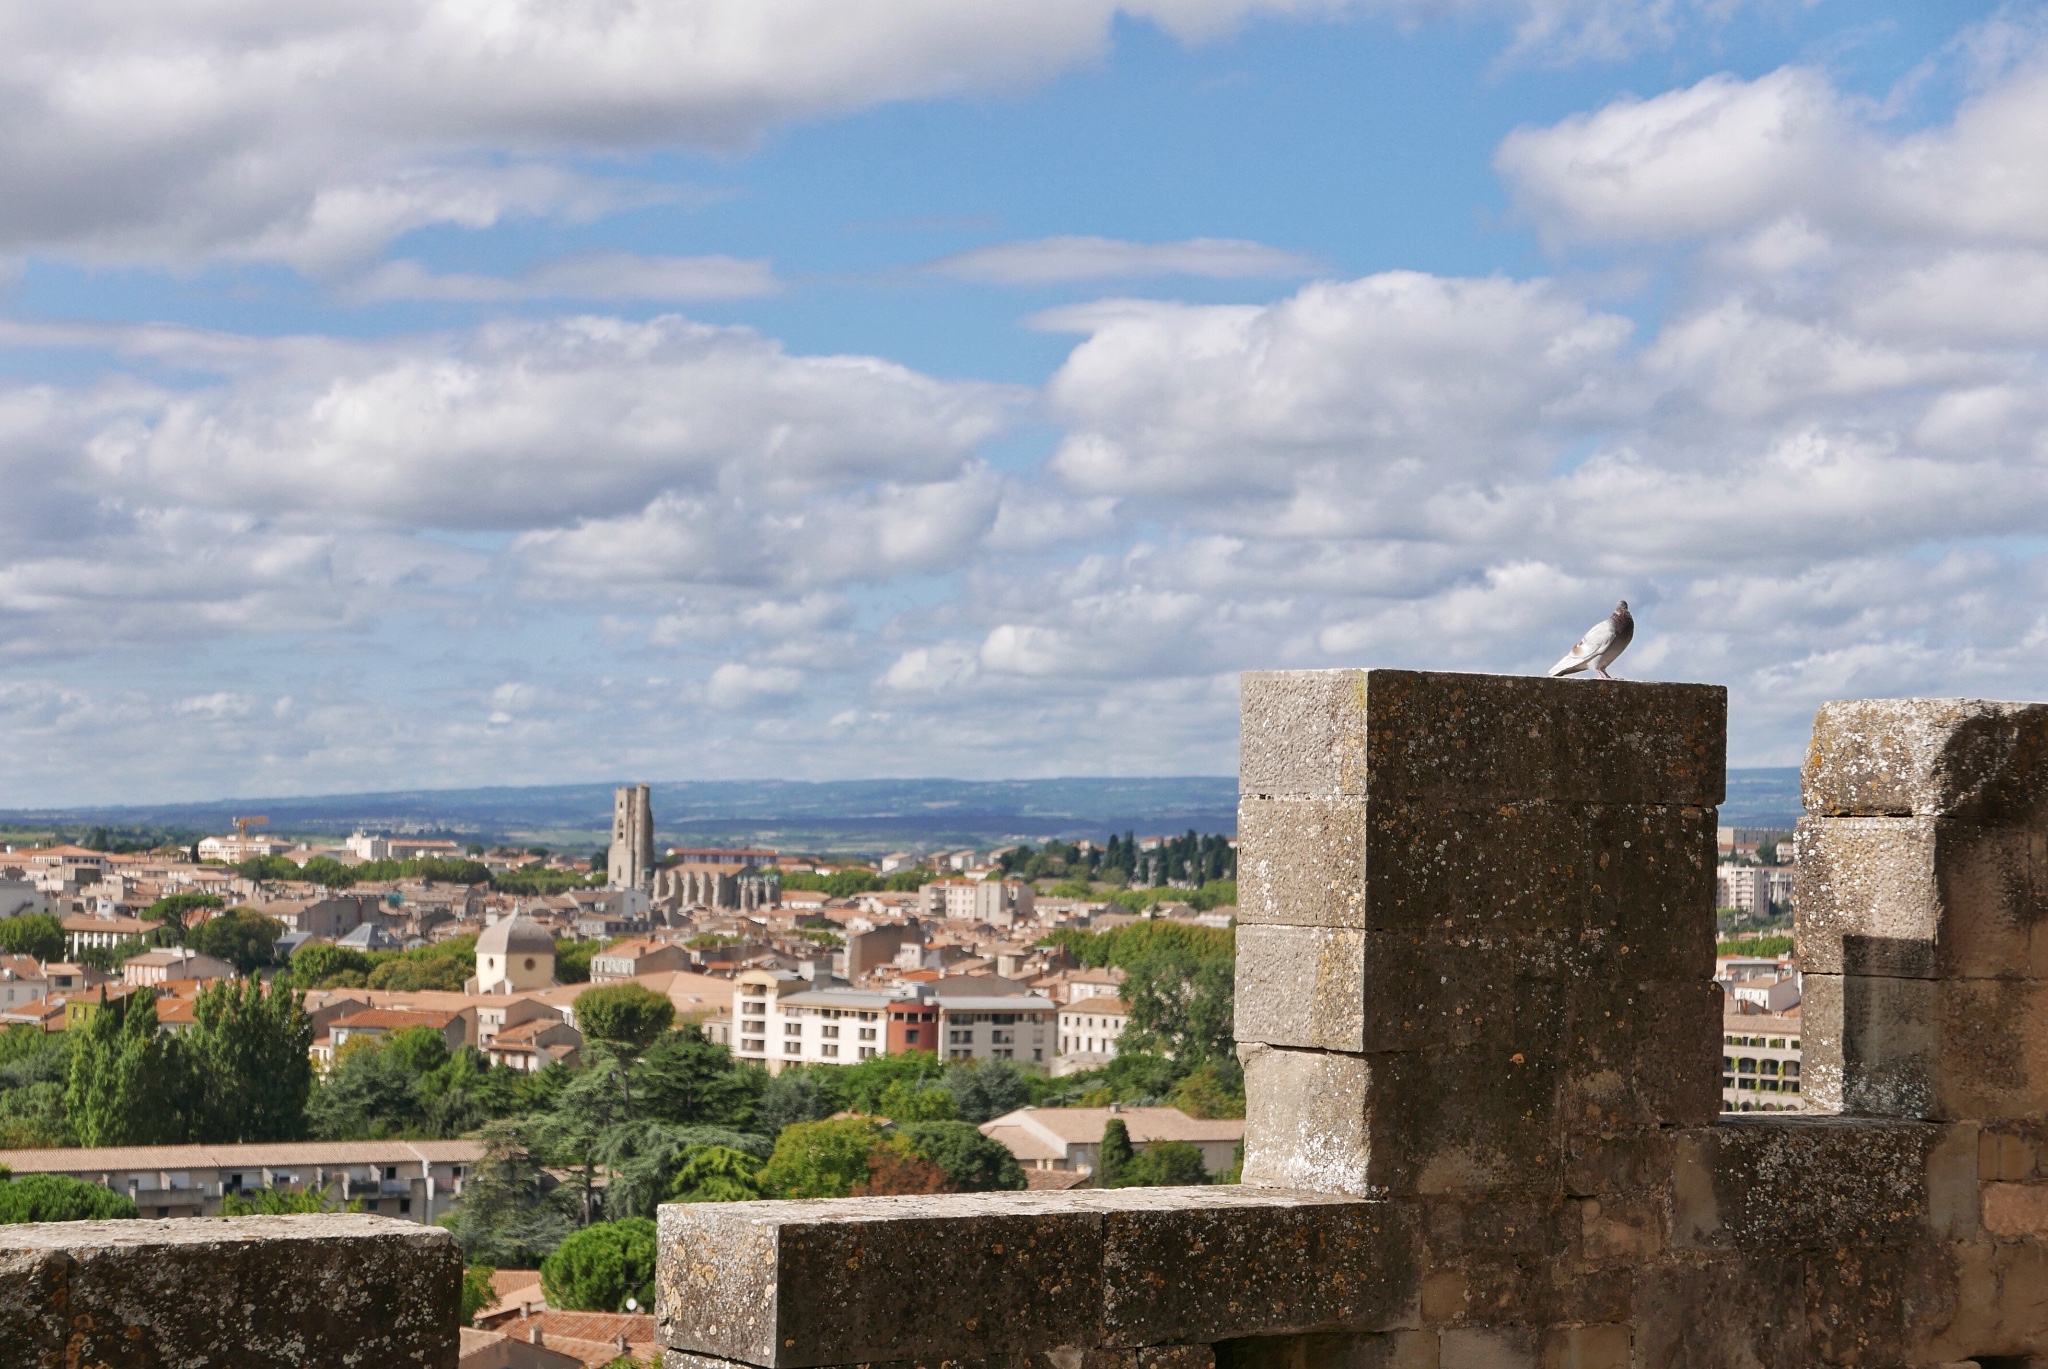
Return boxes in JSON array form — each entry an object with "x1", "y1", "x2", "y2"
[{"x1": 1549, "y1": 601, "x2": 1635, "y2": 679}]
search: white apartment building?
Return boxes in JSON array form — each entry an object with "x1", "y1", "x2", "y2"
[
  {"x1": 196, "y1": 834, "x2": 292, "y2": 863},
  {"x1": 919, "y1": 878, "x2": 1035, "y2": 927},
  {"x1": 346, "y1": 831, "x2": 392, "y2": 861},
  {"x1": 1057, "y1": 996, "x2": 1129, "y2": 1066},
  {"x1": 1716, "y1": 864, "x2": 1794, "y2": 915},
  {"x1": 0, "y1": 955, "x2": 49, "y2": 1013},
  {"x1": 729, "y1": 970, "x2": 1055, "y2": 1072}
]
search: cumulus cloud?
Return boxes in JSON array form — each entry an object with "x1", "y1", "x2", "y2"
[
  {"x1": 928, "y1": 236, "x2": 1316, "y2": 284},
  {"x1": 91, "y1": 315, "x2": 1018, "y2": 531},
  {"x1": 0, "y1": 0, "x2": 1773, "y2": 268}
]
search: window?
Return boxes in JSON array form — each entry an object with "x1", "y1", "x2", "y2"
[
  {"x1": 858, "y1": 1027, "x2": 876, "y2": 1041},
  {"x1": 1785, "y1": 1062, "x2": 1800, "y2": 1077},
  {"x1": 823, "y1": 1044, "x2": 840, "y2": 1057},
  {"x1": 384, "y1": 1167, "x2": 398, "y2": 1181},
  {"x1": 1791, "y1": 1039, "x2": 1800, "y2": 1049},
  {"x1": 858, "y1": 1046, "x2": 876, "y2": 1059},
  {"x1": 524, "y1": 957, "x2": 536, "y2": 971},
  {"x1": 785, "y1": 1022, "x2": 802, "y2": 1036},
  {"x1": 1769, "y1": 1038, "x2": 1785, "y2": 1048},
  {"x1": 1034, "y1": 1048, "x2": 1043, "y2": 1062},
  {"x1": 1722, "y1": 1057, "x2": 1733, "y2": 1071},
  {"x1": 742, "y1": 1038, "x2": 764, "y2": 1052},
  {"x1": 1737, "y1": 1079, "x2": 1755, "y2": 1090},
  {"x1": 950, "y1": 1030, "x2": 971, "y2": 1044},
  {"x1": 905, "y1": 1029, "x2": 920, "y2": 1043},
  {"x1": 1737, "y1": 1059, "x2": 1756, "y2": 1074},
  {"x1": 400, "y1": 1198, "x2": 412, "y2": 1214},
  {"x1": 1761, "y1": 1060, "x2": 1779, "y2": 1076},
  {"x1": 453, "y1": 1167, "x2": 464, "y2": 1179},
  {"x1": 785, "y1": 1041, "x2": 800, "y2": 1054},
  {"x1": 991, "y1": 1030, "x2": 1014, "y2": 1045},
  {"x1": 822, "y1": 1025, "x2": 840, "y2": 1039},
  {"x1": 1723, "y1": 1076, "x2": 1734, "y2": 1089}
]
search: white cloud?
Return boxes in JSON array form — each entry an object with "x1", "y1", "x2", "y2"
[
  {"x1": 350, "y1": 253, "x2": 780, "y2": 304},
  {"x1": 94, "y1": 315, "x2": 1017, "y2": 531},
  {"x1": 705, "y1": 662, "x2": 805, "y2": 710},
  {"x1": 0, "y1": 0, "x2": 1771, "y2": 269},
  {"x1": 929, "y1": 236, "x2": 1316, "y2": 284},
  {"x1": 1497, "y1": 46, "x2": 2048, "y2": 251}
]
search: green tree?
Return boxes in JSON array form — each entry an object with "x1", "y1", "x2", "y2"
[
  {"x1": 896, "y1": 1120, "x2": 1025, "y2": 1191},
  {"x1": 602, "y1": 1123, "x2": 772, "y2": 1217},
  {"x1": 461, "y1": 1265, "x2": 498, "y2": 1324},
  {"x1": 1097, "y1": 1118, "x2": 1134, "y2": 1188},
  {"x1": 555, "y1": 939, "x2": 599, "y2": 984},
  {"x1": 287, "y1": 943, "x2": 373, "y2": 988},
  {"x1": 756, "y1": 1118, "x2": 885, "y2": 1199},
  {"x1": 0, "y1": 914, "x2": 65, "y2": 961},
  {"x1": 299, "y1": 856, "x2": 355, "y2": 887},
  {"x1": 942, "y1": 1058, "x2": 1035, "y2": 1123},
  {"x1": 1121, "y1": 946, "x2": 1235, "y2": 1065},
  {"x1": 308, "y1": 1039, "x2": 425, "y2": 1139},
  {"x1": 541, "y1": 1217, "x2": 657, "y2": 1312},
  {"x1": 439, "y1": 1120, "x2": 578, "y2": 1268},
  {"x1": 576, "y1": 984, "x2": 675, "y2": 1052},
  {"x1": 187, "y1": 976, "x2": 314, "y2": 1142},
  {"x1": 143, "y1": 892, "x2": 227, "y2": 945},
  {"x1": 65, "y1": 989, "x2": 191, "y2": 1146},
  {"x1": 0, "y1": 1167, "x2": 138, "y2": 1222},
  {"x1": 0, "y1": 1026, "x2": 74, "y2": 1148},
  {"x1": 1119, "y1": 1140, "x2": 1208, "y2": 1187},
  {"x1": 633, "y1": 1026, "x2": 762, "y2": 1128},
  {"x1": 878, "y1": 1078, "x2": 957, "y2": 1122},
  {"x1": 189, "y1": 910, "x2": 284, "y2": 974},
  {"x1": 1167, "y1": 1062, "x2": 1245, "y2": 1120},
  {"x1": 669, "y1": 1144, "x2": 766, "y2": 1202},
  {"x1": 755, "y1": 1068, "x2": 842, "y2": 1135}
]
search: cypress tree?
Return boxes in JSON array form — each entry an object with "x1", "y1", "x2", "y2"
[
  {"x1": 64, "y1": 989, "x2": 190, "y2": 1146},
  {"x1": 189, "y1": 977, "x2": 314, "y2": 1142},
  {"x1": 1097, "y1": 1117, "x2": 1134, "y2": 1188}
]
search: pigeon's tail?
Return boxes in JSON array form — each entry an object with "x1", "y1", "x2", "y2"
[{"x1": 1548, "y1": 653, "x2": 1586, "y2": 677}]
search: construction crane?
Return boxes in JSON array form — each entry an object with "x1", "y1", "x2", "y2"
[{"x1": 232, "y1": 816, "x2": 269, "y2": 838}]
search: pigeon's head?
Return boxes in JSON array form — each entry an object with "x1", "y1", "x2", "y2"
[{"x1": 1613, "y1": 600, "x2": 1631, "y2": 621}]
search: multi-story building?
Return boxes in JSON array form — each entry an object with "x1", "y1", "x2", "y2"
[
  {"x1": 1057, "y1": 995, "x2": 1128, "y2": 1064},
  {"x1": 729, "y1": 970, "x2": 1054, "y2": 1071},
  {"x1": 1715, "y1": 863, "x2": 1795, "y2": 916},
  {"x1": 1722, "y1": 1005, "x2": 1805, "y2": 1112},
  {"x1": 918, "y1": 878, "x2": 1035, "y2": 927},
  {"x1": 0, "y1": 1140, "x2": 483, "y2": 1222}
]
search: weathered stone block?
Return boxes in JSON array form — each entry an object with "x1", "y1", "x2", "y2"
[
  {"x1": 1556, "y1": 979, "x2": 1722, "y2": 1130},
  {"x1": 657, "y1": 1189, "x2": 1402, "y2": 1368},
  {"x1": 1628, "y1": 1253, "x2": 1809, "y2": 1369},
  {"x1": 1102, "y1": 1197, "x2": 1418, "y2": 1345},
  {"x1": 1804, "y1": 697, "x2": 2048, "y2": 821},
  {"x1": 1234, "y1": 923, "x2": 1370, "y2": 1053},
  {"x1": 1240, "y1": 670, "x2": 1724, "y2": 807},
  {"x1": 1435, "y1": 1327, "x2": 1536, "y2": 1369},
  {"x1": 1796, "y1": 816, "x2": 2048, "y2": 979},
  {"x1": 1238, "y1": 797, "x2": 1368, "y2": 928},
  {"x1": 1668, "y1": 1116, "x2": 1938, "y2": 1253},
  {"x1": 0, "y1": 1214, "x2": 458, "y2": 1369},
  {"x1": 1215, "y1": 1331, "x2": 1438, "y2": 1369},
  {"x1": 1800, "y1": 971, "x2": 1937, "y2": 1117},
  {"x1": 1804, "y1": 973, "x2": 2048, "y2": 1120},
  {"x1": 1240, "y1": 1043, "x2": 1374, "y2": 1196},
  {"x1": 1537, "y1": 1325, "x2": 1628, "y2": 1369}
]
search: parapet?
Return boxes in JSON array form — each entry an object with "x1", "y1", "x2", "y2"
[
  {"x1": 0, "y1": 1213, "x2": 459, "y2": 1368},
  {"x1": 645, "y1": 674, "x2": 2048, "y2": 1368},
  {"x1": 1798, "y1": 698, "x2": 2048, "y2": 1117}
]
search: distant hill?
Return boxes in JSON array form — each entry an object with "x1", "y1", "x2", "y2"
[
  {"x1": 0, "y1": 777, "x2": 1241, "y2": 856},
  {"x1": 1721, "y1": 767, "x2": 1802, "y2": 828},
  {"x1": 0, "y1": 767, "x2": 1804, "y2": 855}
]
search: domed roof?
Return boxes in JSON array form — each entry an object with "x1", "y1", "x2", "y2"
[{"x1": 476, "y1": 916, "x2": 554, "y2": 956}]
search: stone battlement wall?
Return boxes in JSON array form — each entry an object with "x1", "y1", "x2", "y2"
[{"x1": 655, "y1": 671, "x2": 2048, "y2": 1369}]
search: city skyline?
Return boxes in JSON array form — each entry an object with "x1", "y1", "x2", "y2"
[{"x1": 0, "y1": 0, "x2": 2036, "y2": 804}]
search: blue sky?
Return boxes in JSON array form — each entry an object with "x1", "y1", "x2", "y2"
[{"x1": 0, "y1": 0, "x2": 2043, "y2": 803}]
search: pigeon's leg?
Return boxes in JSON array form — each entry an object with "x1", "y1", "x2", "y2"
[{"x1": 1592, "y1": 667, "x2": 1613, "y2": 680}]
